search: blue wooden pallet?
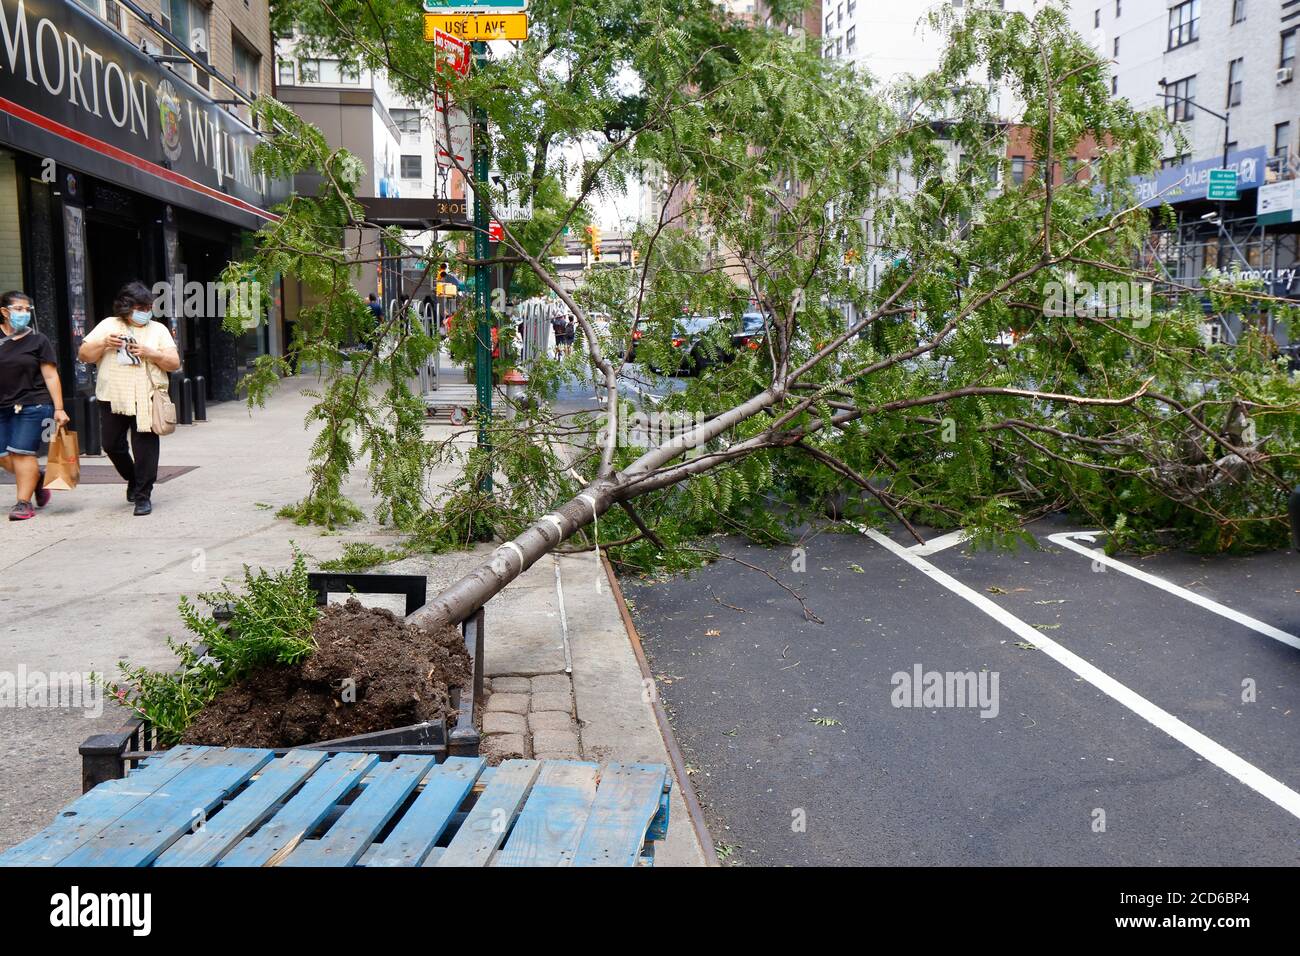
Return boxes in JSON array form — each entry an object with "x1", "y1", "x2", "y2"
[{"x1": 0, "y1": 747, "x2": 670, "y2": 867}]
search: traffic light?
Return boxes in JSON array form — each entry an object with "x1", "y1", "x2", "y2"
[{"x1": 585, "y1": 225, "x2": 601, "y2": 261}]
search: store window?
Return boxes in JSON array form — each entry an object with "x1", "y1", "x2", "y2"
[{"x1": 0, "y1": 151, "x2": 22, "y2": 293}]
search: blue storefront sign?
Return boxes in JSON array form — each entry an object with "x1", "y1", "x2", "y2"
[{"x1": 1132, "y1": 147, "x2": 1268, "y2": 208}]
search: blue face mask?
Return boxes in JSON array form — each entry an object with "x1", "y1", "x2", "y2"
[
  {"x1": 6, "y1": 309, "x2": 31, "y2": 332},
  {"x1": 129, "y1": 309, "x2": 151, "y2": 326}
]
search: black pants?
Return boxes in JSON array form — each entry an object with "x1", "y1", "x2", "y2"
[{"x1": 100, "y1": 405, "x2": 160, "y2": 500}]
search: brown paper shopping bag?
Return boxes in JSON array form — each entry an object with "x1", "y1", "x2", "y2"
[{"x1": 43, "y1": 425, "x2": 80, "y2": 491}]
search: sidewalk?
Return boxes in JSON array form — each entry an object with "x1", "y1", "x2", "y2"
[{"x1": 0, "y1": 374, "x2": 708, "y2": 865}]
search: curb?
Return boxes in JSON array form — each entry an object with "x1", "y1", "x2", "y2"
[{"x1": 601, "y1": 553, "x2": 720, "y2": 867}]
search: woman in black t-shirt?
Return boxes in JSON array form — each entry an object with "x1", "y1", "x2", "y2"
[{"x1": 0, "y1": 291, "x2": 69, "y2": 520}]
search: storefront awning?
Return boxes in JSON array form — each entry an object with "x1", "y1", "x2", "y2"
[{"x1": 0, "y1": 0, "x2": 289, "y2": 229}]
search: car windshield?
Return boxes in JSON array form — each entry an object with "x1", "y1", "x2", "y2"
[
  {"x1": 678, "y1": 316, "x2": 717, "y2": 335},
  {"x1": 740, "y1": 313, "x2": 765, "y2": 333}
]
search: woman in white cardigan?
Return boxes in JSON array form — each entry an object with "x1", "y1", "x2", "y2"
[{"x1": 77, "y1": 281, "x2": 181, "y2": 516}]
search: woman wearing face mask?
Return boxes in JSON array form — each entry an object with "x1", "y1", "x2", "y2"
[
  {"x1": 77, "y1": 281, "x2": 181, "y2": 516},
  {"x1": 0, "y1": 291, "x2": 69, "y2": 520}
]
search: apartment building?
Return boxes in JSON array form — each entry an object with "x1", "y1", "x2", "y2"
[
  {"x1": 0, "y1": 0, "x2": 288, "y2": 430},
  {"x1": 274, "y1": 33, "x2": 468, "y2": 327},
  {"x1": 1072, "y1": 0, "x2": 1300, "y2": 335}
]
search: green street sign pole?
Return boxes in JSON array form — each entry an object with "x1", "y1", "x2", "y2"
[{"x1": 471, "y1": 39, "x2": 492, "y2": 494}]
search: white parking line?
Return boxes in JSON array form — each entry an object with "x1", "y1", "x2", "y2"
[
  {"x1": 854, "y1": 523, "x2": 1300, "y2": 823},
  {"x1": 908, "y1": 529, "x2": 969, "y2": 556},
  {"x1": 1048, "y1": 531, "x2": 1300, "y2": 652}
]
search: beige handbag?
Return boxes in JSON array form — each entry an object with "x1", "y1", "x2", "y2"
[
  {"x1": 146, "y1": 356, "x2": 177, "y2": 435},
  {"x1": 151, "y1": 386, "x2": 177, "y2": 435}
]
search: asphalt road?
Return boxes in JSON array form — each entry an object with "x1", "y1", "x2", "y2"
[{"x1": 623, "y1": 514, "x2": 1300, "y2": 866}]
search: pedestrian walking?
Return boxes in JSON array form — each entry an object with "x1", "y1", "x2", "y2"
[
  {"x1": 76, "y1": 281, "x2": 181, "y2": 516},
  {"x1": 563, "y1": 316, "x2": 576, "y2": 356},
  {"x1": 0, "y1": 291, "x2": 69, "y2": 520},
  {"x1": 551, "y1": 312, "x2": 567, "y2": 359}
]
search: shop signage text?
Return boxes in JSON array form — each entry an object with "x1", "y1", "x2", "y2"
[{"x1": 0, "y1": 0, "x2": 284, "y2": 220}]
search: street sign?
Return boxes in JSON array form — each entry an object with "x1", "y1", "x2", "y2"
[
  {"x1": 435, "y1": 101, "x2": 471, "y2": 167},
  {"x1": 1207, "y1": 168, "x2": 1238, "y2": 201},
  {"x1": 424, "y1": 12, "x2": 528, "y2": 41},
  {"x1": 427, "y1": 27, "x2": 471, "y2": 77},
  {"x1": 488, "y1": 220, "x2": 503, "y2": 242},
  {"x1": 481, "y1": 169, "x2": 532, "y2": 221},
  {"x1": 423, "y1": 0, "x2": 527, "y2": 9}
]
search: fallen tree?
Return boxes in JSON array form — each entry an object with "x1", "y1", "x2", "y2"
[{"x1": 240, "y1": 0, "x2": 1300, "y2": 625}]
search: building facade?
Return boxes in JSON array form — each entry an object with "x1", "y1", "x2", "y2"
[
  {"x1": 274, "y1": 33, "x2": 466, "y2": 324},
  {"x1": 0, "y1": 0, "x2": 287, "y2": 433},
  {"x1": 1072, "y1": 0, "x2": 1300, "y2": 339}
]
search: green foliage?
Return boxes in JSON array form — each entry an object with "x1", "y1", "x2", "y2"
[
  {"x1": 97, "y1": 553, "x2": 321, "y2": 744},
  {"x1": 244, "y1": 0, "x2": 1300, "y2": 572}
]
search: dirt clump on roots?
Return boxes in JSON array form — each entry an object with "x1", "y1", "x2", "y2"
[{"x1": 182, "y1": 598, "x2": 471, "y2": 748}]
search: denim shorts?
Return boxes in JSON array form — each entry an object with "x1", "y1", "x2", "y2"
[{"x1": 0, "y1": 403, "x2": 54, "y2": 456}]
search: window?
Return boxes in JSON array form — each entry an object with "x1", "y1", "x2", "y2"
[
  {"x1": 1282, "y1": 30, "x2": 1297, "y2": 71},
  {"x1": 1167, "y1": 0, "x2": 1199, "y2": 51},
  {"x1": 400, "y1": 155, "x2": 422, "y2": 179},
  {"x1": 835, "y1": 37, "x2": 842, "y2": 56},
  {"x1": 1094, "y1": 9, "x2": 1100, "y2": 29},
  {"x1": 824, "y1": 13, "x2": 832, "y2": 33},
  {"x1": 1011, "y1": 156, "x2": 1026, "y2": 185},
  {"x1": 846, "y1": 0, "x2": 855, "y2": 14},
  {"x1": 73, "y1": 0, "x2": 123, "y2": 32},
  {"x1": 160, "y1": 0, "x2": 209, "y2": 88},
  {"x1": 299, "y1": 59, "x2": 359, "y2": 84},
  {"x1": 1232, "y1": 0, "x2": 1245, "y2": 24},
  {"x1": 846, "y1": 26, "x2": 856, "y2": 54},
  {"x1": 1115, "y1": 0, "x2": 1121, "y2": 15},
  {"x1": 1161, "y1": 153, "x2": 1190, "y2": 170},
  {"x1": 836, "y1": 2, "x2": 843, "y2": 26},
  {"x1": 232, "y1": 37, "x2": 260, "y2": 96},
  {"x1": 1226, "y1": 58, "x2": 1242, "y2": 107},
  {"x1": 391, "y1": 109, "x2": 422, "y2": 136},
  {"x1": 1164, "y1": 75, "x2": 1196, "y2": 123},
  {"x1": 1276, "y1": 122, "x2": 1292, "y2": 161},
  {"x1": 1113, "y1": 36, "x2": 1119, "y2": 57},
  {"x1": 1111, "y1": 75, "x2": 1118, "y2": 95},
  {"x1": 276, "y1": 58, "x2": 294, "y2": 85}
]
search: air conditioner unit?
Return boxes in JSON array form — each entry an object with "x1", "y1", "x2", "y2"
[{"x1": 1278, "y1": 67, "x2": 1294, "y2": 84}]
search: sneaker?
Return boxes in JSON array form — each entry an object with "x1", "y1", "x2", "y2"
[
  {"x1": 8, "y1": 500, "x2": 35, "y2": 521},
  {"x1": 133, "y1": 497, "x2": 152, "y2": 517},
  {"x1": 35, "y1": 470, "x2": 50, "y2": 508}
]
